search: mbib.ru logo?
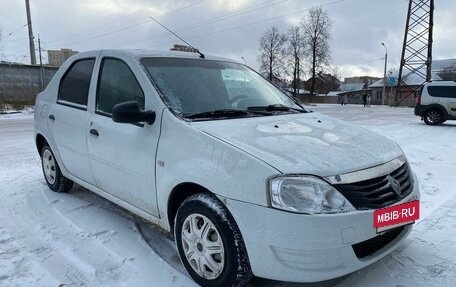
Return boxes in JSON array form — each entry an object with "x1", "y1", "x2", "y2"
[{"x1": 374, "y1": 200, "x2": 420, "y2": 229}]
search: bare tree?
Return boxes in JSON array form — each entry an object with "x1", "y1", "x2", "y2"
[
  {"x1": 258, "y1": 27, "x2": 286, "y2": 81},
  {"x1": 302, "y1": 7, "x2": 333, "y2": 99},
  {"x1": 287, "y1": 25, "x2": 306, "y2": 96},
  {"x1": 330, "y1": 65, "x2": 341, "y2": 82}
]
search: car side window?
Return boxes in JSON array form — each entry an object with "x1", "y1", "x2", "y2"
[
  {"x1": 58, "y1": 58, "x2": 95, "y2": 108},
  {"x1": 427, "y1": 86, "x2": 456, "y2": 98},
  {"x1": 96, "y1": 58, "x2": 145, "y2": 115}
]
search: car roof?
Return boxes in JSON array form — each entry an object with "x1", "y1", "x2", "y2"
[{"x1": 75, "y1": 49, "x2": 238, "y2": 63}]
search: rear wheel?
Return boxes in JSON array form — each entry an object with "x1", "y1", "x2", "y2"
[
  {"x1": 175, "y1": 194, "x2": 251, "y2": 287},
  {"x1": 41, "y1": 144, "x2": 74, "y2": 192},
  {"x1": 423, "y1": 108, "x2": 443, "y2": 125}
]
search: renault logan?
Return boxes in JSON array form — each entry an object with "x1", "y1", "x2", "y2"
[{"x1": 34, "y1": 49, "x2": 420, "y2": 287}]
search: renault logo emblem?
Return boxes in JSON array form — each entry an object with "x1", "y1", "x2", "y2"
[{"x1": 387, "y1": 175, "x2": 402, "y2": 196}]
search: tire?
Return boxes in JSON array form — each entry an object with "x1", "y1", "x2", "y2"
[
  {"x1": 423, "y1": 108, "x2": 443, "y2": 125},
  {"x1": 41, "y1": 144, "x2": 74, "y2": 192},
  {"x1": 175, "y1": 193, "x2": 251, "y2": 287}
]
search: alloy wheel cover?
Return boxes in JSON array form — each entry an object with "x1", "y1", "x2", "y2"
[
  {"x1": 181, "y1": 213, "x2": 225, "y2": 280},
  {"x1": 42, "y1": 149, "x2": 56, "y2": 185}
]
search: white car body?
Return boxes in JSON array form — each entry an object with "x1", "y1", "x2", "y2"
[
  {"x1": 34, "y1": 49, "x2": 420, "y2": 284},
  {"x1": 415, "y1": 80, "x2": 456, "y2": 124}
]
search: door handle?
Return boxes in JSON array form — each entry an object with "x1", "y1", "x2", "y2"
[
  {"x1": 49, "y1": 115, "x2": 55, "y2": 120},
  {"x1": 89, "y1": 129, "x2": 99, "y2": 136}
]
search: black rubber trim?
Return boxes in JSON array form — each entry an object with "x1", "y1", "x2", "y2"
[
  {"x1": 56, "y1": 101, "x2": 87, "y2": 111},
  {"x1": 352, "y1": 226, "x2": 405, "y2": 258}
]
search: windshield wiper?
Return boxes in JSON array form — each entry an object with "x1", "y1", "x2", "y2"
[
  {"x1": 290, "y1": 97, "x2": 310, "y2": 111},
  {"x1": 185, "y1": 109, "x2": 272, "y2": 120},
  {"x1": 247, "y1": 104, "x2": 307, "y2": 113}
]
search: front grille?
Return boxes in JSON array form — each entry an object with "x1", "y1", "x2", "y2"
[
  {"x1": 334, "y1": 163, "x2": 413, "y2": 209},
  {"x1": 352, "y1": 226, "x2": 405, "y2": 258}
]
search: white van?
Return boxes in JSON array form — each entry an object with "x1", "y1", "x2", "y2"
[
  {"x1": 415, "y1": 81, "x2": 456, "y2": 125},
  {"x1": 35, "y1": 49, "x2": 420, "y2": 286}
]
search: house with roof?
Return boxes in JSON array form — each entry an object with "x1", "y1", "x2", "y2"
[
  {"x1": 431, "y1": 58, "x2": 456, "y2": 79},
  {"x1": 339, "y1": 83, "x2": 366, "y2": 93},
  {"x1": 326, "y1": 75, "x2": 378, "y2": 100},
  {"x1": 332, "y1": 82, "x2": 371, "y2": 105},
  {"x1": 368, "y1": 59, "x2": 456, "y2": 106},
  {"x1": 303, "y1": 72, "x2": 341, "y2": 95},
  {"x1": 368, "y1": 70, "x2": 438, "y2": 106}
]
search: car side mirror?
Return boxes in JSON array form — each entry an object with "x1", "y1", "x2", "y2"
[{"x1": 112, "y1": 101, "x2": 156, "y2": 125}]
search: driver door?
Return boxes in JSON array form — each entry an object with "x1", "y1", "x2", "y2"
[{"x1": 87, "y1": 54, "x2": 160, "y2": 215}]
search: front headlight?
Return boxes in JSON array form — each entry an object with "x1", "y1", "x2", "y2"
[{"x1": 269, "y1": 175, "x2": 355, "y2": 214}]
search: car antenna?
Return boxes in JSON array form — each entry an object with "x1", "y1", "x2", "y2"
[{"x1": 150, "y1": 16, "x2": 205, "y2": 59}]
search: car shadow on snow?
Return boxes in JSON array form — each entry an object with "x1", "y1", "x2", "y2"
[
  {"x1": 248, "y1": 277, "x2": 344, "y2": 287},
  {"x1": 63, "y1": 183, "x2": 347, "y2": 287}
]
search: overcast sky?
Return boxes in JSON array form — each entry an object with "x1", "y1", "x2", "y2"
[{"x1": 1, "y1": 0, "x2": 455, "y2": 79}]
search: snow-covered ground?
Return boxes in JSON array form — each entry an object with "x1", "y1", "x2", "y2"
[{"x1": 0, "y1": 105, "x2": 455, "y2": 287}]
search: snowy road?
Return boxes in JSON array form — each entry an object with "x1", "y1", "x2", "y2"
[{"x1": 0, "y1": 105, "x2": 455, "y2": 286}]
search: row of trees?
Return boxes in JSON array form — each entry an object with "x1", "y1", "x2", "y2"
[{"x1": 258, "y1": 7, "x2": 332, "y2": 97}]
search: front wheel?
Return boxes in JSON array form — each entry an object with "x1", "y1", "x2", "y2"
[
  {"x1": 175, "y1": 194, "x2": 251, "y2": 287},
  {"x1": 41, "y1": 144, "x2": 74, "y2": 192},
  {"x1": 423, "y1": 108, "x2": 443, "y2": 125}
]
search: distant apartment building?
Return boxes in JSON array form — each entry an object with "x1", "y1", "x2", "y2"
[{"x1": 47, "y1": 49, "x2": 79, "y2": 66}]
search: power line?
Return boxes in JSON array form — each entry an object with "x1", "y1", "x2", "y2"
[
  {"x1": 47, "y1": 0, "x2": 207, "y2": 46},
  {"x1": 2, "y1": 37, "x2": 28, "y2": 43},
  {"x1": 168, "y1": 0, "x2": 289, "y2": 33},
  {"x1": 144, "y1": 0, "x2": 345, "y2": 49},
  {"x1": 351, "y1": 58, "x2": 384, "y2": 66},
  {"x1": 154, "y1": 0, "x2": 207, "y2": 18},
  {"x1": 56, "y1": 18, "x2": 154, "y2": 47},
  {"x1": 4, "y1": 23, "x2": 28, "y2": 38},
  {"x1": 49, "y1": 0, "x2": 285, "y2": 49},
  {"x1": 114, "y1": 0, "x2": 289, "y2": 47}
]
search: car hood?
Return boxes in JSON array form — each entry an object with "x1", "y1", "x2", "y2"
[{"x1": 193, "y1": 112, "x2": 404, "y2": 176}]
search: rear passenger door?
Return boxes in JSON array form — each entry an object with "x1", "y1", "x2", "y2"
[
  {"x1": 48, "y1": 56, "x2": 97, "y2": 185},
  {"x1": 428, "y1": 85, "x2": 456, "y2": 117},
  {"x1": 87, "y1": 54, "x2": 160, "y2": 216}
]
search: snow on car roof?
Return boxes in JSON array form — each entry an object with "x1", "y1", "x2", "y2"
[{"x1": 74, "y1": 49, "x2": 236, "y2": 63}]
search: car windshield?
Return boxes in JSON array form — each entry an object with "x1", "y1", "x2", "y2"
[{"x1": 140, "y1": 57, "x2": 306, "y2": 119}]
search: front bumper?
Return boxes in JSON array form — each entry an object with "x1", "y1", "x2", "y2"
[{"x1": 222, "y1": 172, "x2": 420, "y2": 283}]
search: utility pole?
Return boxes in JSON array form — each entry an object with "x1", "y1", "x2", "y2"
[
  {"x1": 25, "y1": 0, "x2": 36, "y2": 65},
  {"x1": 396, "y1": 0, "x2": 434, "y2": 106},
  {"x1": 381, "y1": 43, "x2": 387, "y2": 106},
  {"x1": 38, "y1": 34, "x2": 45, "y2": 90}
]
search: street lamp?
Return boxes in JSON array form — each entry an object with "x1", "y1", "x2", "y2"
[{"x1": 381, "y1": 43, "x2": 387, "y2": 106}]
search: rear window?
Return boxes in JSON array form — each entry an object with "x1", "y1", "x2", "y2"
[
  {"x1": 427, "y1": 85, "x2": 456, "y2": 98},
  {"x1": 58, "y1": 58, "x2": 96, "y2": 108}
]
